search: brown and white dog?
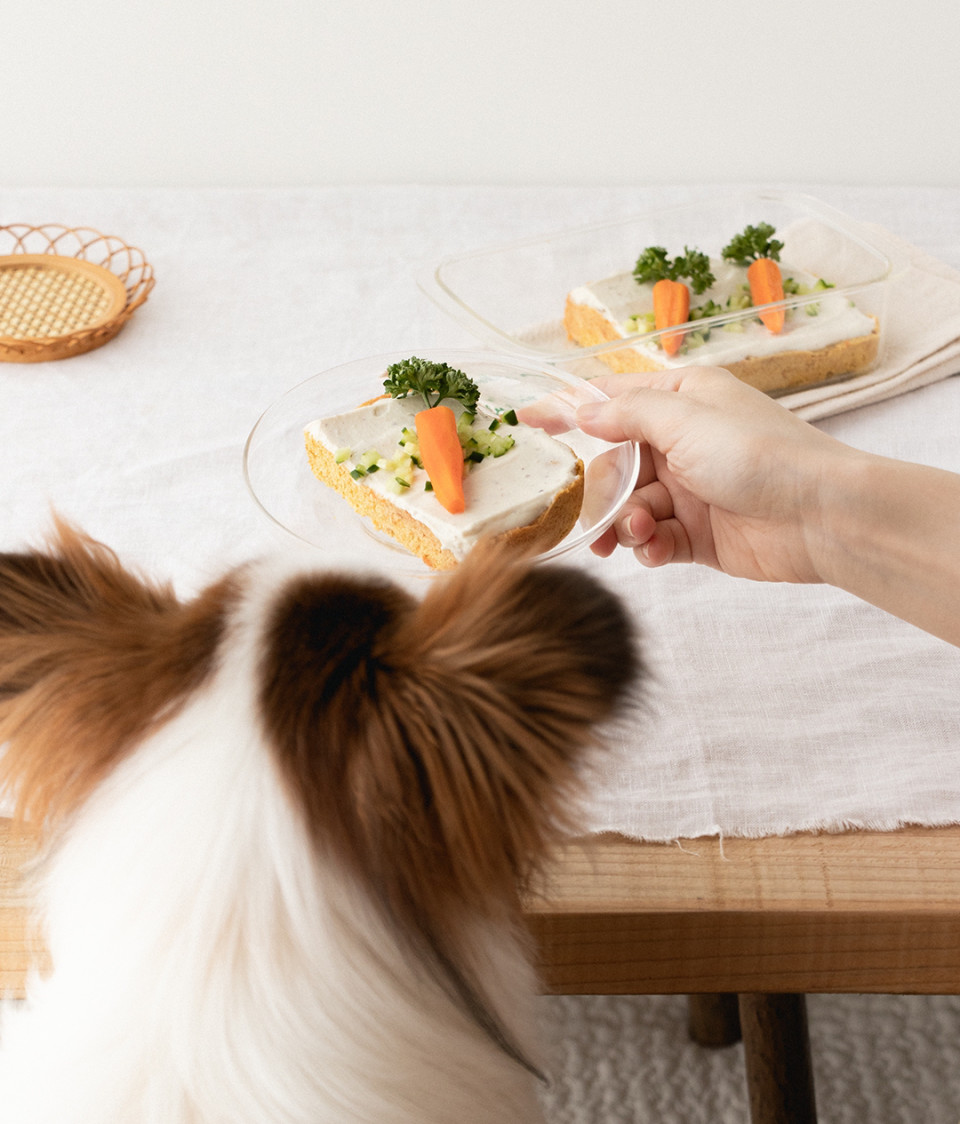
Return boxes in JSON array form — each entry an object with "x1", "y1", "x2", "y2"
[{"x1": 0, "y1": 519, "x2": 637, "y2": 1123}]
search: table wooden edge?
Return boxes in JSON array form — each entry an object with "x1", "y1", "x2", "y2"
[
  {"x1": 523, "y1": 826, "x2": 960, "y2": 994},
  {"x1": 4, "y1": 818, "x2": 960, "y2": 998}
]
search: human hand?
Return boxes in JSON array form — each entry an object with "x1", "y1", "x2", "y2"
[{"x1": 576, "y1": 366, "x2": 851, "y2": 584}]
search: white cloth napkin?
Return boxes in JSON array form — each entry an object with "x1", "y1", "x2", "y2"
[{"x1": 780, "y1": 224, "x2": 960, "y2": 420}]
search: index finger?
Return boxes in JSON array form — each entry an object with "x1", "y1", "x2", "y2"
[
  {"x1": 587, "y1": 370, "x2": 687, "y2": 399},
  {"x1": 587, "y1": 364, "x2": 742, "y2": 401},
  {"x1": 575, "y1": 384, "x2": 700, "y2": 448}
]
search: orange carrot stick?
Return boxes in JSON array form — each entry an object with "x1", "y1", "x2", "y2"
[
  {"x1": 652, "y1": 278, "x2": 690, "y2": 357},
  {"x1": 415, "y1": 404, "x2": 465, "y2": 514},
  {"x1": 747, "y1": 257, "x2": 785, "y2": 334}
]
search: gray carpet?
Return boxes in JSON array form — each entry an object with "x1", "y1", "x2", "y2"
[{"x1": 536, "y1": 994, "x2": 960, "y2": 1122}]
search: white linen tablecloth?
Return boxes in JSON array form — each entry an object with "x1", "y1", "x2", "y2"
[{"x1": 2, "y1": 183, "x2": 959, "y2": 841}]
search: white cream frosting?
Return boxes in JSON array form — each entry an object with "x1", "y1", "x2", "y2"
[
  {"x1": 305, "y1": 396, "x2": 580, "y2": 558},
  {"x1": 568, "y1": 257, "x2": 877, "y2": 367}
]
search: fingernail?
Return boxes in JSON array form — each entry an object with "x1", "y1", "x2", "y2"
[{"x1": 576, "y1": 402, "x2": 602, "y2": 424}]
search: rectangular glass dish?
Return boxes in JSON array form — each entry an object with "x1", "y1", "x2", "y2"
[{"x1": 418, "y1": 191, "x2": 892, "y2": 395}]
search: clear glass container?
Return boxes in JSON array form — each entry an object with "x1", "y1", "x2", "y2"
[
  {"x1": 418, "y1": 191, "x2": 892, "y2": 393},
  {"x1": 244, "y1": 349, "x2": 641, "y2": 577}
]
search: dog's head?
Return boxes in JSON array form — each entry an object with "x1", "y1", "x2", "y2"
[
  {"x1": 0, "y1": 520, "x2": 639, "y2": 1070},
  {"x1": 0, "y1": 519, "x2": 638, "y2": 881}
]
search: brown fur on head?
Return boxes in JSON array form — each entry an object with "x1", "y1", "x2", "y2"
[
  {"x1": 0, "y1": 523, "x2": 638, "y2": 1073},
  {"x1": 258, "y1": 537, "x2": 638, "y2": 925},
  {"x1": 0, "y1": 517, "x2": 237, "y2": 832},
  {"x1": 0, "y1": 523, "x2": 637, "y2": 881}
]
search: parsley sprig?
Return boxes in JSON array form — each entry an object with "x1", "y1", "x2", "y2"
[
  {"x1": 721, "y1": 223, "x2": 784, "y2": 266},
  {"x1": 383, "y1": 356, "x2": 481, "y2": 412},
  {"x1": 633, "y1": 245, "x2": 715, "y2": 295}
]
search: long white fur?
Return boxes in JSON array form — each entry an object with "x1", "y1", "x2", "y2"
[{"x1": 0, "y1": 555, "x2": 546, "y2": 1123}]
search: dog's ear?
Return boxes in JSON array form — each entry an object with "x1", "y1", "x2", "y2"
[
  {"x1": 0, "y1": 518, "x2": 235, "y2": 828},
  {"x1": 392, "y1": 539, "x2": 639, "y2": 897},
  {"x1": 259, "y1": 540, "x2": 639, "y2": 919}
]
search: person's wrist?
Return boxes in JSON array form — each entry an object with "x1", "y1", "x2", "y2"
[{"x1": 805, "y1": 443, "x2": 881, "y2": 589}]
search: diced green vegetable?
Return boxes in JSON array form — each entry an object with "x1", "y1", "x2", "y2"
[
  {"x1": 684, "y1": 329, "x2": 710, "y2": 350},
  {"x1": 726, "y1": 286, "x2": 753, "y2": 311},
  {"x1": 627, "y1": 311, "x2": 657, "y2": 334},
  {"x1": 689, "y1": 299, "x2": 724, "y2": 321}
]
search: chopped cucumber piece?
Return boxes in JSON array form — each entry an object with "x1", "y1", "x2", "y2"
[
  {"x1": 398, "y1": 427, "x2": 421, "y2": 459},
  {"x1": 726, "y1": 287, "x2": 753, "y2": 311},
  {"x1": 357, "y1": 448, "x2": 381, "y2": 471},
  {"x1": 690, "y1": 299, "x2": 724, "y2": 321},
  {"x1": 456, "y1": 413, "x2": 516, "y2": 461},
  {"x1": 796, "y1": 278, "x2": 834, "y2": 297},
  {"x1": 626, "y1": 311, "x2": 656, "y2": 334},
  {"x1": 334, "y1": 447, "x2": 352, "y2": 464},
  {"x1": 684, "y1": 329, "x2": 710, "y2": 350}
]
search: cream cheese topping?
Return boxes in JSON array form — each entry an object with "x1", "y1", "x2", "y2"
[
  {"x1": 568, "y1": 257, "x2": 876, "y2": 367},
  {"x1": 305, "y1": 396, "x2": 580, "y2": 558}
]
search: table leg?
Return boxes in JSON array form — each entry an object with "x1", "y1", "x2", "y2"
[
  {"x1": 738, "y1": 993, "x2": 817, "y2": 1124},
  {"x1": 687, "y1": 993, "x2": 742, "y2": 1047}
]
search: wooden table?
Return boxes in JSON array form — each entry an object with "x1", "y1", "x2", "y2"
[
  {"x1": 524, "y1": 826, "x2": 960, "y2": 1123},
  {"x1": 5, "y1": 819, "x2": 960, "y2": 1123}
]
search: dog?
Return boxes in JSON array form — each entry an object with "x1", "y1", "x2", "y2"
[{"x1": 0, "y1": 519, "x2": 637, "y2": 1123}]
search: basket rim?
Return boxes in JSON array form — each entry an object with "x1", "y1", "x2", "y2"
[{"x1": 0, "y1": 222, "x2": 155, "y2": 358}]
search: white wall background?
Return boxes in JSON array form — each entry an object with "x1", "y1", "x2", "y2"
[{"x1": 3, "y1": 0, "x2": 959, "y2": 188}]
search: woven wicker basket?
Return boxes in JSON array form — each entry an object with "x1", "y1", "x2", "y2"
[{"x1": 0, "y1": 224, "x2": 155, "y2": 363}]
